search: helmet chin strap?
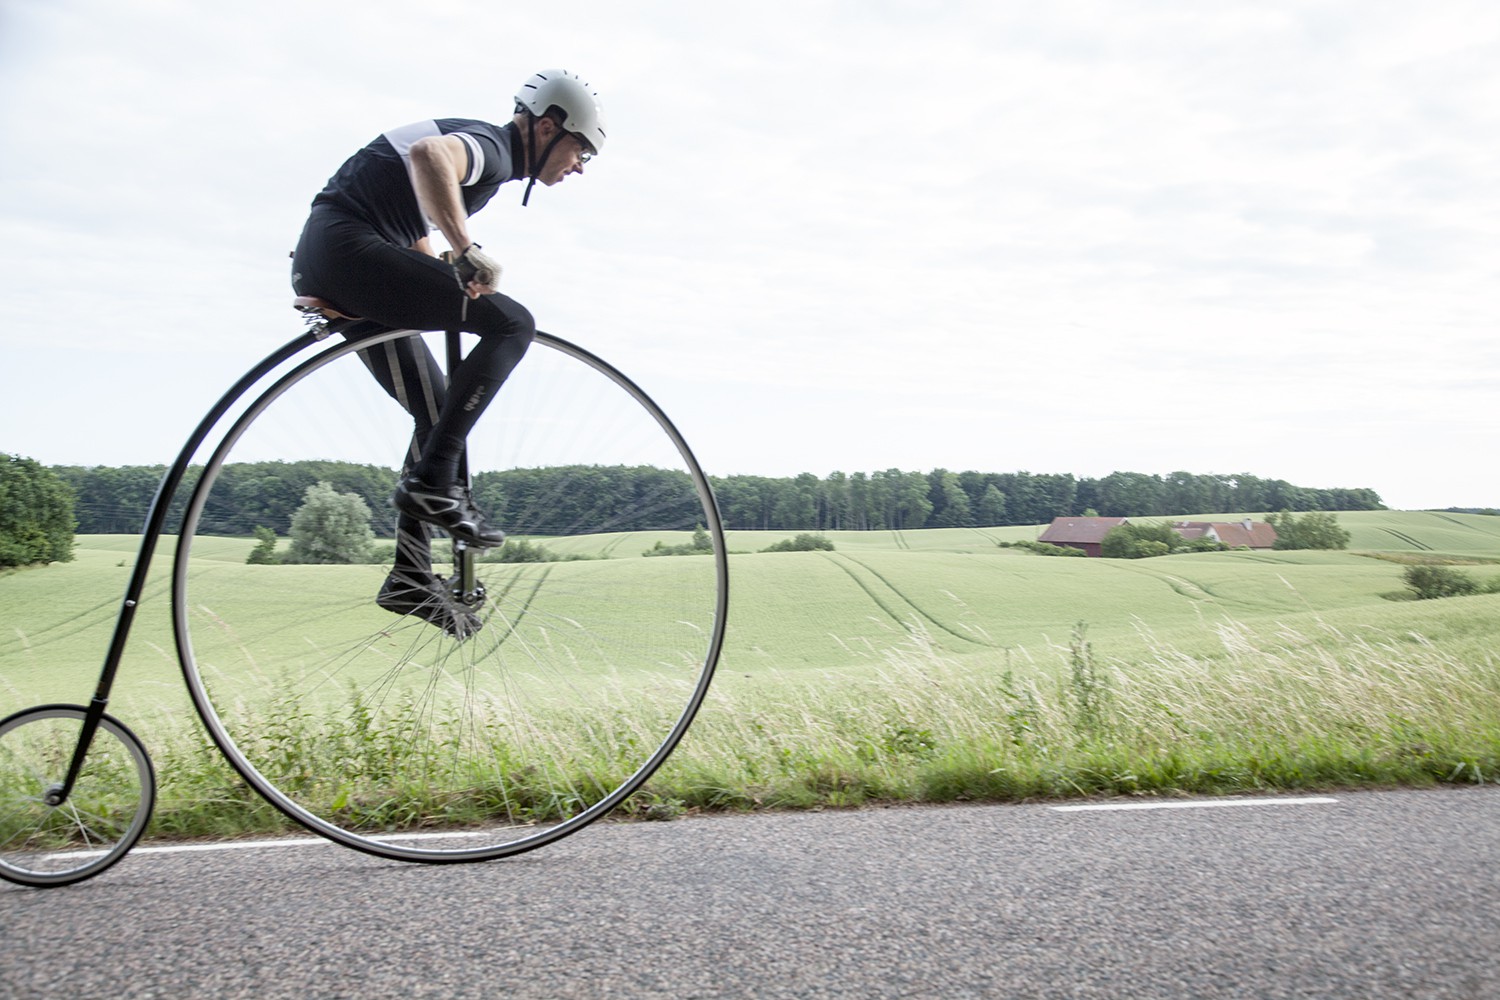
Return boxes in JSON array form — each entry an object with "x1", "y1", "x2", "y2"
[{"x1": 522, "y1": 117, "x2": 569, "y2": 207}]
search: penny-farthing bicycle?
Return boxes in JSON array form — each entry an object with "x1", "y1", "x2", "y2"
[{"x1": 0, "y1": 301, "x2": 729, "y2": 887}]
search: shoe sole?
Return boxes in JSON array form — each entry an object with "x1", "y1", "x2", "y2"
[{"x1": 378, "y1": 578, "x2": 483, "y2": 639}]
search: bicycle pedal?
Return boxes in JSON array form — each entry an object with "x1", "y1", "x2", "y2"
[{"x1": 447, "y1": 579, "x2": 487, "y2": 610}]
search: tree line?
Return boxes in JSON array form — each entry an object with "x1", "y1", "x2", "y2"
[
  {"x1": 49, "y1": 461, "x2": 399, "y2": 537},
  {"x1": 711, "y1": 468, "x2": 1382, "y2": 530},
  {"x1": 48, "y1": 461, "x2": 1385, "y2": 539}
]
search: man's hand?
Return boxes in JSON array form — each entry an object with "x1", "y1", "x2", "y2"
[{"x1": 452, "y1": 244, "x2": 502, "y2": 298}]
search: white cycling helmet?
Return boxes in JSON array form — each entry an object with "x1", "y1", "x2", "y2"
[{"x1": 514, "y1": 69, "x2": 606, "y2": 156}]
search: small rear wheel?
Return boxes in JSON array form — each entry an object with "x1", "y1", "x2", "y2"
[{"x1": 0, "y1": 704, "x2": 156, "y2": 887}]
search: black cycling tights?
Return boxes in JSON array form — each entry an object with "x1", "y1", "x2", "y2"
[
  {"x1": 292, "y1": 208, "x2": 535, "y2": 571},
  {"x1": 344, "y1": 319, "x2": 530, "y2": 486}
]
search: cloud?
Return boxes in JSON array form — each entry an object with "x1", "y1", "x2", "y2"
[{"x1": 0, "y1": 0, "x2": 1496, "y2": 511}]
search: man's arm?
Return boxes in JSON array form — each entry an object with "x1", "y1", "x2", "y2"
[{"x1": 407, "y1": 135, "x2": 496, "y2": 296}]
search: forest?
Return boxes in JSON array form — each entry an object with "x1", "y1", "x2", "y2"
[{"x1": 50, "y1": 462, "x2": 1385, "y2": 538}]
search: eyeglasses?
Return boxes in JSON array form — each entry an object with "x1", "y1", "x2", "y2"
[{"x1": 572, "y1": 134, "x2": 594, "y2": 164}]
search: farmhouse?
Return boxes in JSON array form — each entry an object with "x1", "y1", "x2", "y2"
[
  {"x1": 1037, "y1": 516, "x2": 1129, "y2": 558},
  {"x1": 1170, "y1": 518, "x2": 1278, "y2": 550},
  {"x1": 1037, "y1": 516, "x2": 1278, "y2": 556}
]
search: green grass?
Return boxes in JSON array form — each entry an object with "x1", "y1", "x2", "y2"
[{"x1": 2, "y1": 512, "x2": 1498, "y2": 840}]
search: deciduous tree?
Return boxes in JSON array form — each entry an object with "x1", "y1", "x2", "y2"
[
  {"x1": 285, "y1": 481, "x2": 375, "y2": 564},
  {"x1": 1268, "y1": 510, "x2": 1351, "y2": 550},
  {"x1": 0, "y1": 455, "x2": 75, "y2": 566}
]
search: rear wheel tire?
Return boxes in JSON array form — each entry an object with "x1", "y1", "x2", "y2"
[{"x1": 0, "y1": 704, "x2": 156, "y2": 887}]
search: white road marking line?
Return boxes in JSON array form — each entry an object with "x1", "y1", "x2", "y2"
[
  {"x1": 1052, "y1": 795, "x2": 1337, "y2": 813},
  {"x1": 135, "y1": 830, "x2": 501, "y2": 855},
  {"x1": 44, "y1": 829, "x2": 502, "y2": 861},
  {"x1": 41, "y1": 797, "x2": 1341, "y2": 864}
]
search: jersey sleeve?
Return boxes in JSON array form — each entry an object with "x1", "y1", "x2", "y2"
[{"x1": 449, "y1": 129, "x2": 509, "y2": 188}]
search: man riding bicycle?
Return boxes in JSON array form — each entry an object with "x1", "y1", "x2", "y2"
[{"x1": 289, "y1": 69, "x2": 605, "y2": 636}]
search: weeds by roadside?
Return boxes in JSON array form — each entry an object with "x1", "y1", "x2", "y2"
[
  {"x1": 130, "y1": 613, "x2": 1500, "y2": 840},
  {"x1": 651, "y1": 616, "x2": 1500, "y2": 812}
]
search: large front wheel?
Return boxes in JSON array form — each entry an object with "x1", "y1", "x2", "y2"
[{"x1": 172, "y1": 330, "x2": 728, "y2": 863}]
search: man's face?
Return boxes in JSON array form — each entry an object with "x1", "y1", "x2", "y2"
[{"x1": 539, "y1": 126, "x2": 592, "y2": 186}]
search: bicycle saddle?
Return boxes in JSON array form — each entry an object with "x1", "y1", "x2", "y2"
[{"x1": 293, "y1": 295, "x2": 363, "y2": 321}]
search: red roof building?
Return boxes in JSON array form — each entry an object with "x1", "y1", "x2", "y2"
[
  {"x1": 1037, "y1": 516, "x2": 1277, "y2": 557},
  {"x1": 1170, "y1": 519, "x2": 1278, "y2": 549},
  {"x1": 1037, "y1": 517, "x2": 1129, "y2": 558}
]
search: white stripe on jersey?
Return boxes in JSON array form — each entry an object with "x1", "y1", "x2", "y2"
[
  {"x1": 383, "y1": 121, "x2": 486, "y2": 186},
  {"x1": 453, "y1": 132, "x2": 484, "y2": 185}
]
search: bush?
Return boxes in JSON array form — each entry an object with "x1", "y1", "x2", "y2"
[
  {"x1": 246, "y1": 526, "x2": 280, "y2": 565},
  {"x1": 1101, "y1": 521, "x2": 1181, "y2": 559},
  {"x1": 1128, "y1": 539, "x2": 1172, "y2": 559},
  {"x1": 761, "y1": 533, "x2": 835, "y2": 553},
  {"x1": 644, "y1": 525, "x2": 717, "y2": 557},
  {"x1": 491, "y1": 539, "x2": 557, "y2": 563},
  {"x1": 1403, "y1": 565, "x2": 1480, "y2": 600},
  {"x1": 0, "y1": 455, "x2": 75, "y2": 566},
  {"x1": 998, "y1": 540, "x2": 1086, "y2": 557}
]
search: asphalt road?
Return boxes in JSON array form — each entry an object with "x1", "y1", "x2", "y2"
[{"x1": 2, "y1": 787, "x2": 1496, "y2": 999}]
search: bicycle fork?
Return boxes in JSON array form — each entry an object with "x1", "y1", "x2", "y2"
[{"x1": 449, "y1": 540, "x2": 485, "y2": 607}]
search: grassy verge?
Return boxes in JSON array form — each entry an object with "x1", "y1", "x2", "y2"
[
  {"x1": 647, "y1": 616, "x2": 1499, "y2": 813},
  {"x1": 131, "y1": 611, "x2": 1500, "y2": 839}
]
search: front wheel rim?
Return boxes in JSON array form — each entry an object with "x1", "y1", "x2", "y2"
[{"x1": 172, "y1": 330, "x2": 728, "y2": 862}]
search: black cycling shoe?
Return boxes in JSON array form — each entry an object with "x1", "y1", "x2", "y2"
[
  {"x1": 376, "y1": 570, "x2": 482, "y2": 639},
  {"x1": 391, "y1": 476, "x2": 507, "y2": 548}
]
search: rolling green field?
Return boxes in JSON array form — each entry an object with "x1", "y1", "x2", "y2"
[
  {"x1": 11, "y1": 511, "x2": 1499, "y2": 711},
  {"x1": 2, "y1": 510, "x2": 1498, "y2": 835}
]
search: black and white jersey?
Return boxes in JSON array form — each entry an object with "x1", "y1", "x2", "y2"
[{"x1": 311, "y1": 119, "x2": 524, "y2": 247}]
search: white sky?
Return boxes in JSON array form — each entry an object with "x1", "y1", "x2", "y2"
[{"x1": 1, "y1": 0, "x2": 1496, "y2": 511}]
